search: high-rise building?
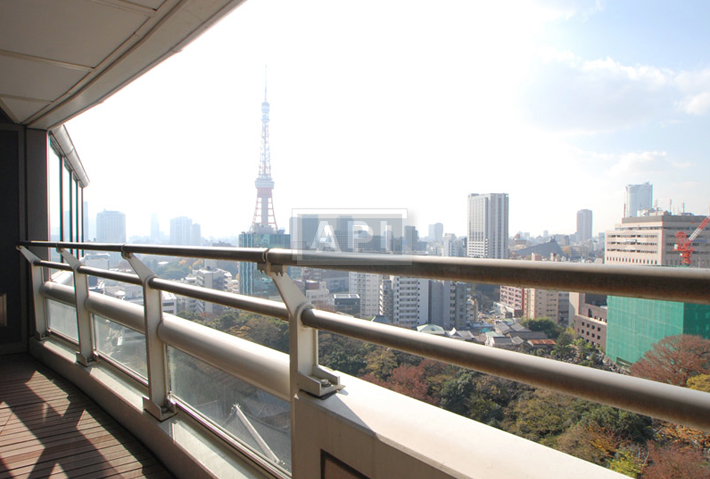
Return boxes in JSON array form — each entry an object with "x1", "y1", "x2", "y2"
[
  {"x1": 82, "y1": 201, "x2": 90, "y2": 242},
  {"x1": 403, "y1": 225, "x2": 420, "y2": 253},
  {"x1": 194, "y1": 265, "x2": 231, "y2": 316},
  {"x1": 379, "y1": 277, "x2": 393, "y2": 321},
  {"x1": 170, "y1": 216, "x2": 193, "y2": 246},
  {"x1": 96, "y1": 210, "x2": 126, "y2": 243},
  {"x1": 429, "y1": 281, "x2": 473, "y2": 330},
  {"x1": 467, "y1": 193, "x2": 509, "y2": 259},
  {"x1": 349, "y1": 272, "x2": 382, "y2": 318},
  {"x1": 238, "y1": 231, "x2": 290, "y2": 296},
  {"x1": 150, "y1": 214, "x2": 160, "y2": 243},
  {"x1": 576, "y1": 209, "x2": 593, "y2": 242},
  {"x1": 624, "y1": 182, "x2": 653, "y2": 218},
  {"x1": 390, "y1": 276, "x2": 430, "y2": 328},
  {"x1": 606, "y1": 296, "x2": 710, "y2": 366},
  {"x1": 96, "y1": 210, "x2": 126, "y2": 266},
  {"x1": 442, "y1": 233, "x2": 466, "y2": 257},
  {"x1": 523, "y1": 288, "x2": 560, "y2": 322},
  {"x1": 428, "y1": 223, "x2": 443, "y2": 243},
  {"x1": 500, "y1": 286, "x2": 525, "y2": 317},
  {"x1": 191, "y1": 223, "x2": 201, "y2": 246},
  {"x1": 603, "y1": 209, "x2": 710, "y2": 366},
  {"x1": 605, "y1": 212, "x2": 710, "y2": 268}
]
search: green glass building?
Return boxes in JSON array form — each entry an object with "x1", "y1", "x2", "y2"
[{"x1": 606, "y1": 296, "x2": 710, "y2": 367}]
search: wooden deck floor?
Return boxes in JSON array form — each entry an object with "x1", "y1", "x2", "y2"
[{"x1": 0, "y1": 354, "x2": 174, "y2": 478}]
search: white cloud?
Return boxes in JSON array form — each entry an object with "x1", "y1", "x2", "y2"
[
  {"x1": 671, "y1": 160, "x2": 694, "y2": 169},
  {"x1": 532, "y1": 0, "x2": 605, "y2": 22},
  {"x1": 680, "y1": 91, "x2": 710, "y2": 115},
  {"x1": 520, "y1": 50, "x2": 710, "y2": 133},
  {"x1": 607, "y1": 151, "x2": 667, "y2": 178}
]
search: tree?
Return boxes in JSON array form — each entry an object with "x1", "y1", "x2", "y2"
[
  {"x1": 364, "y1": 348, "x2": 397, "y2": 380},
  {"x1": 440, "y1": 371, "x2": 476, "y2": 417},
  {"x1": 630, "y1": 335, "x2": 710, "y2": 387},
  {"x1": 687, "y1": 373, "x2": 710, "y2": 392},
  {"x1": 608, "y1": 449, "x2": 644, "y2": 478},
  {"x1": 177, "y1": 310, "x2": 202, "y2": 322},
  {"x1": 555, "y1": 422, "x2": 614, "y2": 466},
  {"x1": 215, "y1": 310, "x2": 241, "y2": 330},
  {"x1": 643, "y1": 443, "x2": 710, "y2": 479},
  {"x1": 522, "y1": 317, "x2": 563, "y2": 340},
  {"x1": 387, "y1": 364, "x2": 436, "y2": 405},
  {"x1": 232, "y1": 314, "x2": 289, "y2": 353},
  {"x1": 503, "y1": 390, "x2": 585, "y2": 444},
  {"x1": 552, "y1": 330, "x2": 574, "y2": 360}
]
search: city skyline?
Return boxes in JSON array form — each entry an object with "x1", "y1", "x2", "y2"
[{"x1": 61, "y1": 0, "x2": 710, "y2": 240}]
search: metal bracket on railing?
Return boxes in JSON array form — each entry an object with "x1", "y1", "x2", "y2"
[
  {"x1": 59, "y1": 249, "x2": 96, "y2": 367},
  {"x1": 123, "y1": 252, "x2": 177, "y2": 421},
  {"x1": 267, "y1": 266, "x2": 342, "y2": 399},
  {"x1": 17, "y1": 246, "x2": 49, "y2": 340}
]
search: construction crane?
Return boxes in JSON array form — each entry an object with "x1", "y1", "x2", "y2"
[{"x1": 675, "y1": 212, "x2": 710, "y2": 266}]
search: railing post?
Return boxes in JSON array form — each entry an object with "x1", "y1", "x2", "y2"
[
  {"x1": 17, "y1": 246, "x2": 48, "y2": 339},
  {"x1": 123, "y1": 252, "x2": 176, "y2": 421},
  {"x1": 264, "y1": 263, "x2": 342, "y2": 399},
  {"x1": 59, "y1": 249, "x2": 95, "y2": 366}
]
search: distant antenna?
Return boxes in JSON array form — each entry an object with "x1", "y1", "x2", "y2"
[{"x1": 264, "y1": 65, "x2": 268, "y2": 101}]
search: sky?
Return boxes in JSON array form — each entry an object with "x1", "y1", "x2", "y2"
[{"x1": 63, "y1": 0, "x2": 710, "y2": 241}]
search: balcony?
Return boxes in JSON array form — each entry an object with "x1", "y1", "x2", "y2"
[
  {"x1": 2, "y1": 2, "x2": 710, "y2": 478},
  {"x1": 8, "y1": 241, "x2": 710, "y2": 478}
]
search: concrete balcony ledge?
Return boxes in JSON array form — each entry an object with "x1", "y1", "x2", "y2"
[{"x1": 294, "y1": 374, "x2": 626, "y2": 479}]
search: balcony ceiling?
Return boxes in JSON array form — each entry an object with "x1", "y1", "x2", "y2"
[{"x1": 0, "y1": 0, "x2": 245, "y2": 130}]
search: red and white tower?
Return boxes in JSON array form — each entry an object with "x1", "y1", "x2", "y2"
[{"x1": 250, "y1": 76, "x2": 278, "y2": 233}]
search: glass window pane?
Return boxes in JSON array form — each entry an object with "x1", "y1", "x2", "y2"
[
  {"x1": 47, "y1": 299, "x2": 78, "y2": 341},
  {"x1": 167, "y1": 347, "x2": 291, "y2": 472},
  {"x1": 93, "y1": 315, "x2": 147, "y2": 380}
]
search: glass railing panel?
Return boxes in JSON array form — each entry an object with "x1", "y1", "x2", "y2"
[
  {"x1": 167, "y1": 347, "x2": 292, "y2": 473},
  {"x1": 46, "y1": 299, "x2": 78, "y2": 341},
  {"x1": 93, "y1": 314, "x2": 147, "y2": 380}
]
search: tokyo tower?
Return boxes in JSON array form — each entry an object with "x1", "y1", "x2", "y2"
[{"x1": 250, "y1": 74, "x2": 278, "y2": 234}]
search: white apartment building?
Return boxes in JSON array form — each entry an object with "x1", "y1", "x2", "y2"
[
  {"x1": 605, "y1": 212, "x2": 710, "y2": 268},
  {"x1": 391, "y1": 276, "x2": 430, "y2": 329},
  {"x1": 467, "y1": 193, "x2": 509, "y2": 259},
  {"x1": 194, "y1": 266, "x2": 231, "y2": 316},
  {"x1": 305, "y1": 280, "x2": 331, "y2": 307},
  {"x1": 524, "y1": 288, "x2": 559, "y2": 321},
  {"x1": 349, "y1": 272, "x2": 382, "y2": 318}
]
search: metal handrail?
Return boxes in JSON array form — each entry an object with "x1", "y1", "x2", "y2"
[
  {"x1": 21, "y1": 240, "x2": 710, "y2": 304},
  {"x1": 22, "y1": 240, "x2": 710, "y2": 432}
]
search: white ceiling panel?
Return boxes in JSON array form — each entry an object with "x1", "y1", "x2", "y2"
[
  {"x1": 0, "y1": 0, "x2": 151, "y2": 67},
  {"x1": 127, "y1": 0, "x2": 166, "y2": 10},
  {"x1": 0, "y1": 0, "x2": 247, "y2": 129},
  {"x1": 0, "y1": 97, "x2": 50, "y2": 123},
  {"x1": 0, "y1": 55, "x2": 86, "y2": 100}
]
